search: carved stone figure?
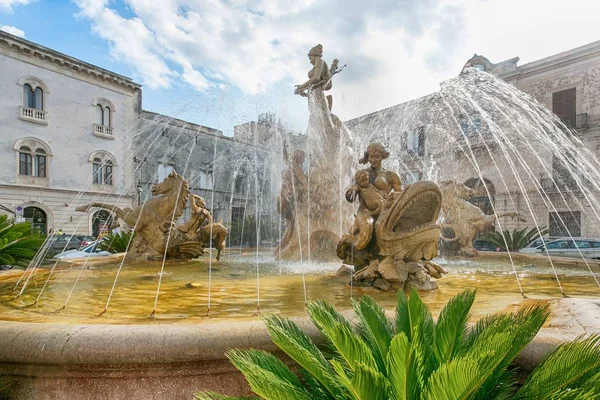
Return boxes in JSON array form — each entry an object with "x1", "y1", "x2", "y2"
[
  {"x1": 337, "y1": 143, "x2": 445, "y2": 291},
  {"x1": 76, "y1": 171, "x2": 227, "y2": 262},
  {"x1": 439, "y1": 179, "x2": 526, "y2": 257},
  {"x1": 277, "y1": 44, "x2": 353, "y2": 261}
]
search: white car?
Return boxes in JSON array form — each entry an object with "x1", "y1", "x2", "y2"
[
  {"x1": 520, "y1": 238, "x2": 600, "y2": 259},
  {"x1": 53, "y1": 240, "x2": 112, "y2": 259}
]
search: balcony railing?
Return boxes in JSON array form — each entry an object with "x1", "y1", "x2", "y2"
[
  {"x1": 93, "y1": 124, "x2": 115, "y2": 139},
  {"x1": 560, "y1": 113, "x2": 589, "y2": 129},
  {"x1": 19, "y1": 106, "x2": 48, "y2": 125}
]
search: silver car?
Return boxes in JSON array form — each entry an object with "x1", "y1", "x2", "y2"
[{"x1": 521, "y1": 238, "x2": 600, "y2": 259}]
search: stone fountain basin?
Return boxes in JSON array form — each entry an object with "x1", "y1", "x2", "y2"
[{"x1": 0, "y1": 298, "x2": 598, "y2": 400}]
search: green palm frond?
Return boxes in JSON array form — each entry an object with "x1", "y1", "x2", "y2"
[
  {"x1": 263, "y1": 315, "x2": 345, "y2": 399},
  {"x1": 197, "y1": 290, "x2": 597, "y2": 400},
  {"x1": 226, "y1": 349, "x2": 302, "y2": 389},
  {"x1": 516, "y1": 334, "x2": 600, "y2": 399},
  {"x1": 387, "y1": 332, "x2": 422, "y2": 400},
  {"x1": 396, "y1": 288, "x2": 436, "y2": 380},
  {"x1": 0, "y1": 216, "x2": 44, "y2": 267},
  {"x1": 306, "y1": 301, "x2": 378, "y2": 374},
  {"x1": 194, "y1": 392, "x2": 257, "y2": 400},
  {"x1": 97, "y1": 231, "x2": 136, "y2": 253},
  {"x1": 433, "y1": 289, "x2": 476, "y2": 365},
  {"x1": 482, "y1": 226, "x2": 549, "y2": 251},
  {"x1": 352, "y1": 295, "x2": 393, "y2": 373},
  {"x1": 422, "y1": 354, "x2": 490, "y2": 400},
  {"x1": 350, "y1": 362, "x2": 390, "y2": 400}
]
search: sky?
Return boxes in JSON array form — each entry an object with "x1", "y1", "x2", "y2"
[{"x1": 1, "y1": 0, "x2": 599, "y2": 135}]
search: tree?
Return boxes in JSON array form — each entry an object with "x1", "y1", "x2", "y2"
[
  {"x1": 0, "y1": 215, "x2": 45, "y2": 268},
  {"x1": 196, "y1": 289, "x2": 600, "y2": 399},
  {"x1": 482, "y1": 226, "x2": 549, "y2": 251}
]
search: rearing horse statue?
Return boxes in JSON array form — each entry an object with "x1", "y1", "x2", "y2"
[{"x1": 76, "y1": 171, "x2": 227, "y2": 262}]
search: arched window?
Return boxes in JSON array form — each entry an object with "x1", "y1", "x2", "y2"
[
  {"x1": 96, "y1": 105, "x2": 112, "y2": 127},
  {"x1": 19, "y1": 146, "x2": 32, "y2": 176},
  {"x1": 14, "y1": 138, "x2": 51, "y2": 178},
  {"x1": 22, "y1": 82, "x2": 45, "y2": 110},
  {"x1": 89, "y1": 151, "x2": 117, "y2": 186}
]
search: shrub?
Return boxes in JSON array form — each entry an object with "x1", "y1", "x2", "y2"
[{"x1": 196, "y1": 289, "x2": 600, "y2": 400}]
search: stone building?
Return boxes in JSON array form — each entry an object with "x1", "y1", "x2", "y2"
[
  {"x1": 0, "y1": 31, "x2": 141, "y2": 235},
  {"x1": 135, "y1": 111, "x2": 281, "y2": 244},
  {"x1": 347, "y1": 40, "x2": 600, "y2": 239}
]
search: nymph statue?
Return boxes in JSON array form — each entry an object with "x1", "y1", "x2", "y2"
[
  {"x1": 337, "y1": 143, "x2": 446, "y2": 291},
  {"x1": 276, "y1": 44, "x2": 353, "y2": 261}
]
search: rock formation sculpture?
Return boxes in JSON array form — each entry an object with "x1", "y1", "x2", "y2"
[
  {"x1": 439, "y1": 179, "x2": 525, "y2": 257},
  {"x1": 337, "y1": 143, "x2": 445, "y2": 291},
  {"x1": 76, "y1": 171, "x2": 227, "y2": 262},
  {"x1": 276, "y1": 43, "x2": 353, "y2": 261}
]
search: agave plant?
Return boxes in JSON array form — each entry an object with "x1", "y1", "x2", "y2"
[
  {"x1": 0, "y1": 215, "x2": 45, "y2": 268},
  {"x1": 97, "y1": 231, "x2": 136, "y2": 253},
  {"x1": 196, "y1": 289, "x2": 600, "y2": 400},
  {"x1": 482, "y1": 226, "x2": 549, "y2": 251}
]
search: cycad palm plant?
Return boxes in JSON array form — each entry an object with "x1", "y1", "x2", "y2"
[
  {"x1": 0, "y1": 215, "x2": 45, "y2": 268},
  {"x1": 196, "y1": 289, "x2": 600, "y2": 400},
  {"x1": 97, "y1": 231, "x2": 136, "y2": 253},
  {"x1": 482, "y1": 226, "x2": 549, "y2": 251}
]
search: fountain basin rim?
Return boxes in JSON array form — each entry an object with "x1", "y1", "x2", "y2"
[{"x1": 0, "y1": 317, "x2": 324, "y2": 365}]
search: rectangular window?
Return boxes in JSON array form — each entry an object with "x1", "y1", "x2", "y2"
[
  {"x1": 549, "y1": 211, "x2": 581, "y2": 237},
  {"x1": 93, "y1": 163, "x2": 102, "y2": 184},
  {"x1": 231, "y1": 206, "x2": 245, "y2": 224},
  {"x1": 234, "y1": 175, "x2": 245, "y2": 193},
  {"x1": 157, "y1": 164, "x2": 174, "y2": 183},
  {"x1": 19, "y1": 153, "x2": 32, "y2": 176},
  {"x1": 405, "y1": 127, "x2": 425, "y2": 157},
  {"x1": 36, "y1": 155, "x2": 46, "y2": 177},
  {"x1": 552, "y1": 88, "x2": 576, "y2": 127},
  {"x1": 104, "y1": 165, "x2": 113, "y2": 185}
]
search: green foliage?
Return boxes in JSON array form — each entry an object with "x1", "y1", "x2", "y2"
[
  {"x1": 0, "y1": 214, "x2": 45, "y2": 268},
  {"x1": 97, "y1": 231, "x2": 136, "y2": 253},
  {"x1": 481, "y1": 226, "x2": 549, "y2": 251},
  {"x1": 196, "y1": 289, "x2": 600, "y2": 399}
]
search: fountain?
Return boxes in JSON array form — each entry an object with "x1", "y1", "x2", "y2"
[{"x1": 0, "y1": 44, "x2": 599, "y2": 400}]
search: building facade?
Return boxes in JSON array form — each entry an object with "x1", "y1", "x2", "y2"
[
  {"x1": 347, "y1": 40, "x2": 600, "y2": 239},
  {"x1": 0, "y1": 31, "x2": 141, "y2": 235},
  {"x1": 135, "y1": 111, "x2": 282, "y2": 245}
]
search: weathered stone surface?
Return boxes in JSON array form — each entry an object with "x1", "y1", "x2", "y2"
[
  {"x1": 373, "y1": 278, "x2": 391, "y2": 291},
  {"x1": 355, "y1": 260, "x2": 379, "y2": 281},
  {"x1": 377, "y1": 257, "x2": 401, "y2": 282},
  {"x1": 335, "y1": 265, "x2": 354, "y2": 277},
  {"x1": 406, "y1": 262, "x2": 422, "y2": 274}
]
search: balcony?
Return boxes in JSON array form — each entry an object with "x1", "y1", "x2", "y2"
[
  {"x1": 93, "y1": 124, "x2": 115, "y2": 139},
  {"x1": 19, "y1": 106, "x2": 48, "y2": 125},
  {"x1": 560, "y1": 113, "x2": 589, "y2": 129}
]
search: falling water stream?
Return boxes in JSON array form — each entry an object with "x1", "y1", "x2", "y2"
[{"x1": 1, "y1": 69, "x2": 599, "y2": 323}]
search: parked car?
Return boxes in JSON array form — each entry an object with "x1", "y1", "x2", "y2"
[
  {"x1": 53, "y1": 240, "x2": 111, "y2": 259},
  {"x1": 46, "y1": 235, "x2": 88, "y2": 256},
  {"x1": 520, "y1": 237, "x2": 600, "y2": 259},
  {"x1": 473, "y1": 239, "x2": 499, "y2": 252}
]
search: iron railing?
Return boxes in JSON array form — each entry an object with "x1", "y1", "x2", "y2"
[{"x1": 560, "y1": 113, "x2": 589, "y2": 129}]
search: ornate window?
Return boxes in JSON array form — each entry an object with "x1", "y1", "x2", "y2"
[
  {"x1": 13, "y1": 138, "x2": 52, "y2": 182},
  {"x1": 92, "y1": 98, "x2": 115, "y2": 139},
  {"x1": 89, "y1": 151, "x2": 117, "y2": 187},
  {"x1": 18, "y1": 76, "x2": 49, "y2": 124}
]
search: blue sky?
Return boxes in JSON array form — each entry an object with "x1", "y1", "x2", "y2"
[{"x1": 2, "y1": 0, "x2": 599, "y2": 135}]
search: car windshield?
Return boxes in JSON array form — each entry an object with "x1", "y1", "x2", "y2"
[{"x1": 82, "y1": 243, "x2": 99, "y2": 253}]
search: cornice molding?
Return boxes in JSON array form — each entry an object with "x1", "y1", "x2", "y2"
[{"x1": 0, "y1": 31, "x2": 142, "y2": 92}]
